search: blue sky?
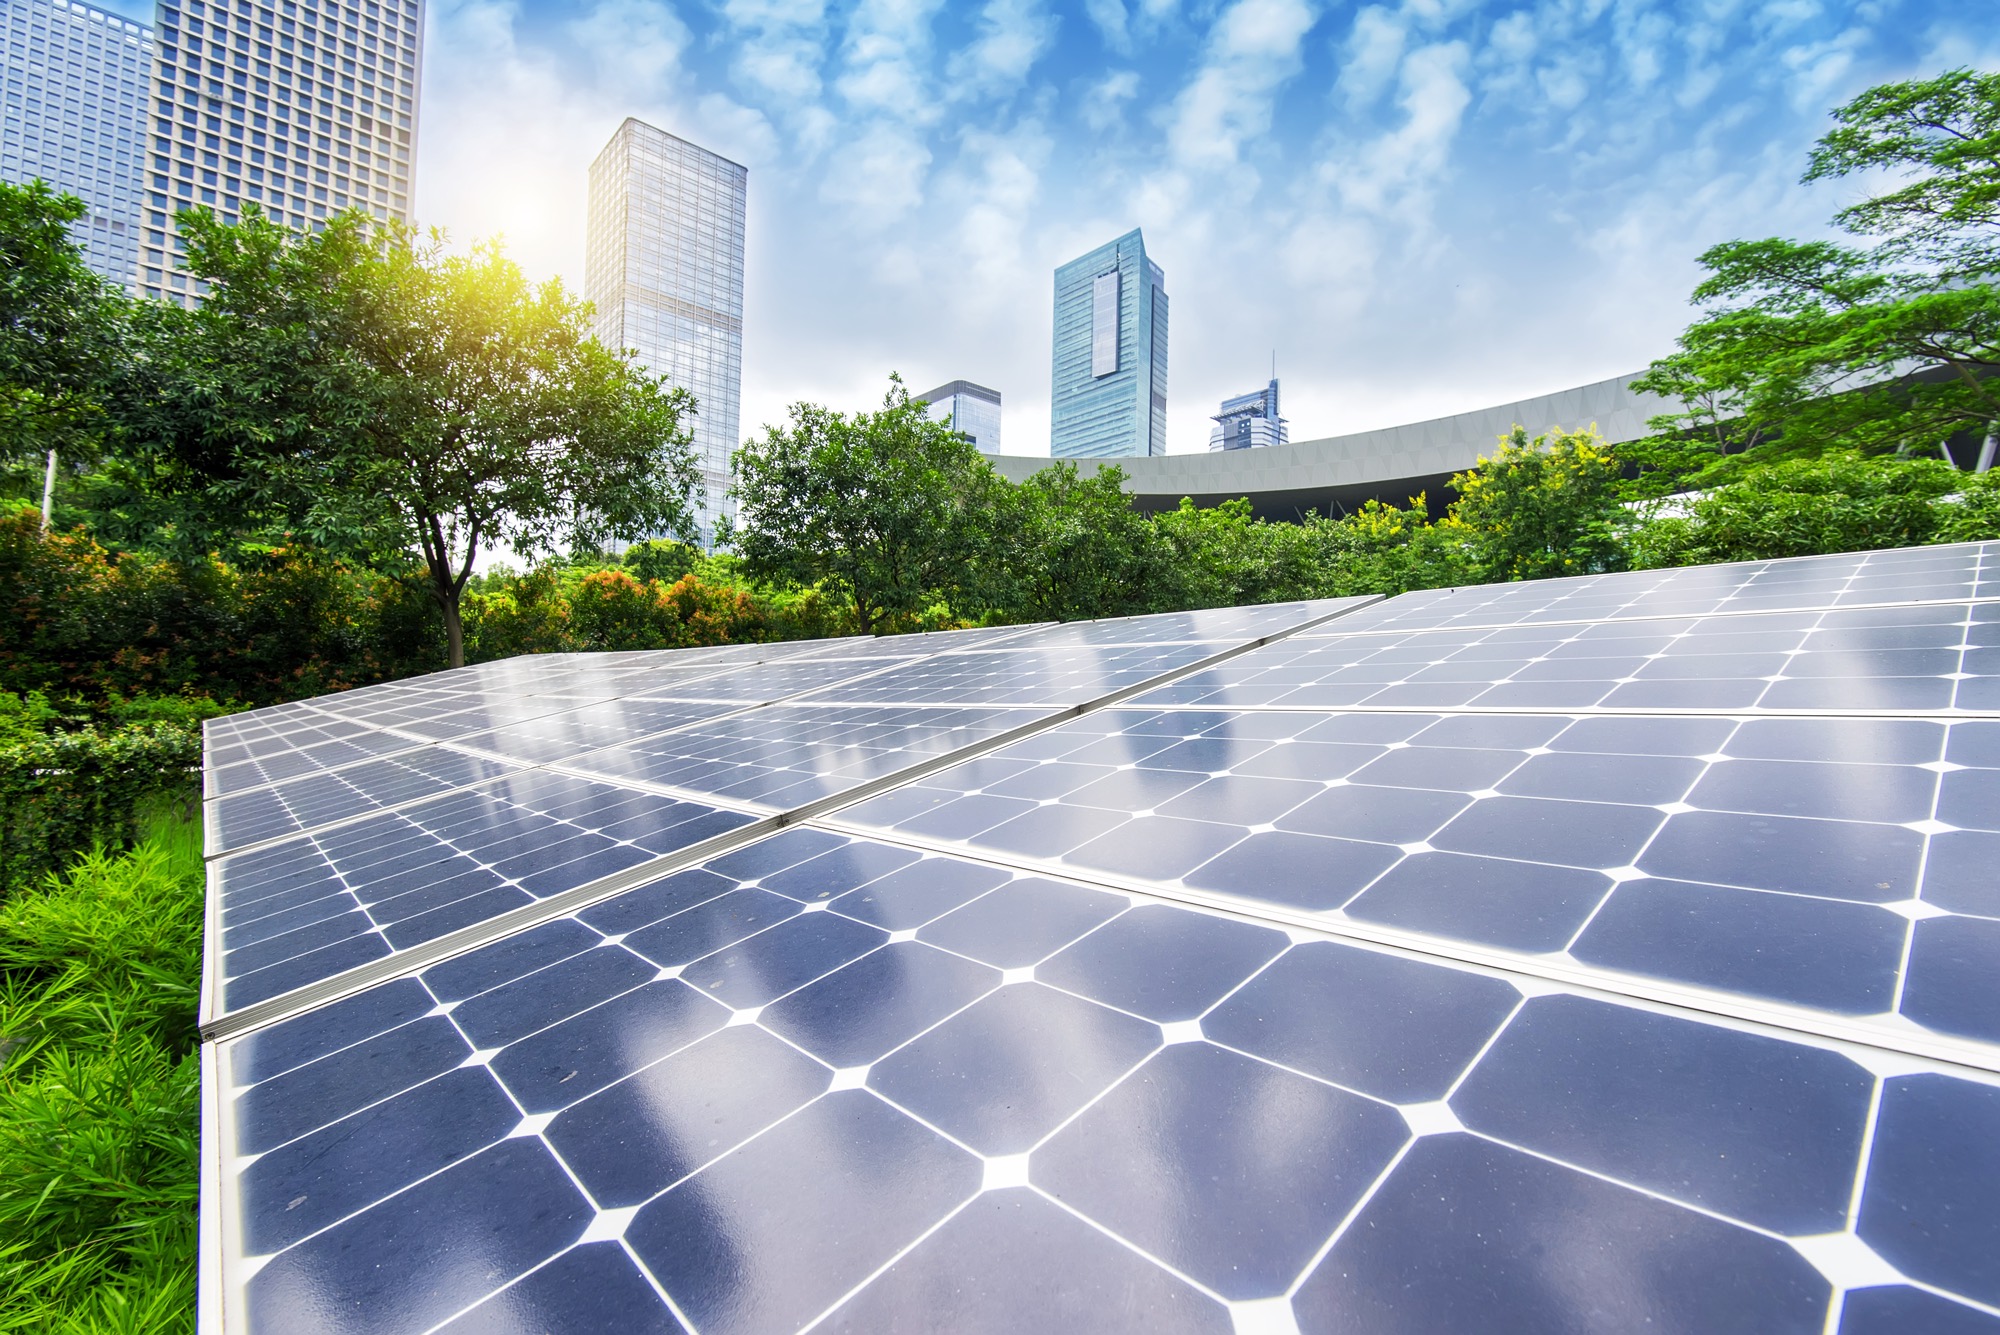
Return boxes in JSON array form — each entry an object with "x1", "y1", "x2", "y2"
[{"x1": 142, "y1": 0, "x2": 2000, "y2": 453}]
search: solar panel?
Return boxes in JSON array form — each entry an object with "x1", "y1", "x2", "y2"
[{"x1": 195, "y1": 565, "x2": 2000, "y2": 1332}]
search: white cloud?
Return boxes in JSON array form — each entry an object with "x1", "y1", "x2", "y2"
[
  {"x1": 818, "y1": 121, "x2": 935, "y2": 221},
  {"x1": 1165, "y1": 0, "x2": 1319, "y2": 171},
  {"x1": 835, "y1": 0, "x2": 948, "y2": 122},
  {"x1": 946, "y1": 0, "x2": 1058, "y2": 100},
  {"x1": 1335, "y1": 5, "x2": 1408, "y2": 110},
  {"x1": 564, "y1": 0, "x2": 688, "y2": 95},
  {"x1": 1328, "y1": 38, "x2": 1471, "y2": 218},
  {"x1": 1082, "y1": 69, "x2": 1142, "y2": 131},
  {"x1": 718, "y1": 0, "x2": 829, "y2": 107},
  {"x1": 1084, "y1": 0, "x2": 1131, "y2": 53}
]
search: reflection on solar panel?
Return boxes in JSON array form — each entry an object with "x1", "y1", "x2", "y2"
[{"x1": 197, "y1": 554, "x2": 2000, "y2": 1333}]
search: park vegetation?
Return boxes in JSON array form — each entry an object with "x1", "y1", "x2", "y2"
[{"x1": 0, "y1": 68, "x2": 1995, "y2": 1331}]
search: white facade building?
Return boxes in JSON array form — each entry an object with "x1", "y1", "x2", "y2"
[
  {"x1": 585, "y1": 118, "x2": 747, "y2": 545},
  {"x1": 1, "y1": 0, "x2": 153, "y2": 288},
  {"x1": 138, "y1": 0, "x2": 422, "y2": 305}
]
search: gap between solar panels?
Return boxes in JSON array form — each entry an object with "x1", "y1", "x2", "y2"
[
  {"x1": 805, "y1": 810, "x2": 2000, "y2": 1077},
  {"x1": 197, "y1": 597, "x2": 1383, "y2": 1043}
]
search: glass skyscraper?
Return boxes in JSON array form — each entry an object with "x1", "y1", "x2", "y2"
[
  {"x1": 585, "y1": 117, "x2": 747, "y2": 544},
  {"x1": 1050, "y1": 228, "x2": 1167, "y2": 458},
  {"x1": 1208, "y1": 378, "x2": 1288, "y2": 451},
  {"x1": 137, "y1": 0, "x2": 422, "y2": 305},
  {"x1": 915, "y1": 379, "x2": 1001, "y2": 453},
  {"x1": 2, "y1": 0, "x2": 153, "y2": 289}
]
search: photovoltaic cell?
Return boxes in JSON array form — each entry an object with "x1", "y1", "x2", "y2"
[
  {"x1": 205, "y1": 747, "x2": 526, "y2": 855},
  {"x1": 199, "y1": 557, "x2": 2000, "y2": 1331},
  {"x1": 1323, "y1": 540, "x2": 2000, "y2": 634},
  {"x1": 210, "y1": 770, "x2": 757, "y2": 1013},
  {"x1": 207, "y1": 835, "x2": 2000, "y2": 1334}
]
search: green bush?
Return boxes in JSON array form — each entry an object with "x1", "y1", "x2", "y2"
[
  {"x1": 1628, "y1": 452, "x2": 1961, "y2": 568},
  {"x1": 0, "y1": 723, "x2": 200, "y2": 899},
  {"x1": 0, "y1": 823, "x2": 202, "y2": 1332}
]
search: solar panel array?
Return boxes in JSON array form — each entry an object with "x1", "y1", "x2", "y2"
[{"x1": 197, "y1": 549, "x2": 2000, "y2": 1334}]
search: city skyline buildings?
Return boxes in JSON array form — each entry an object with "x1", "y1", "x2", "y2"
[
  {"x1": 1208, "y1": 378, "x2": 1288, "y2": 451},
  {"x1": 1050, "y1": 228, "x2": 1167, "y2": 460},
  {"x1": 1, "y1": 0, "x2": 153, "y2": 288},
  {"x1": 137, "y1": 0, "x2": 422, "y2": 305},
  {"x1": 915, "y1": 379, "x2": 1001, "y2": 454},
  {"x1": 585, "y1": 116, "x2": 746, "y2": 544}
]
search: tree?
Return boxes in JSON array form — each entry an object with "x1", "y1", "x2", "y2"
[
  {"x1": 731, "y1": 377, "x2": 996, "y2": 633},
  {"x1": 1632, "y1": 70, "x2": 2000, "y2": 486},
  {"x1": 985, "y1": 462, "x2": 1167, "y2": 622},
  {"x1": 0, "y1": 180, "x2": 128, "y2": 506},
  {"x1": 157, "y1": 209, "x2": 701, "y2": 667},
  {"x1": 1449, "y1": 426, "x2": 1627, "y2": 581}
]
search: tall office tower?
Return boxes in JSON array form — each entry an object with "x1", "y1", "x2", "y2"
[
  {"x1": 915, "y1": 380, "x2": 1001, "y2": 453},
  {"x1": 1208, "y1": 378, "x2": 1288, "y2": 451},
  {"x1": 1, "y1": 0, "x2": 153, "y2": 288},
  {"x1": 137, "y1": 0, "x2": 423, "y2": 305},
  {"x1": 585, "y1": 118, "x2": 747, "y2": 544},
  {"x1": 1050, "y1": 228, "x2": 1167, "y2": 459}
]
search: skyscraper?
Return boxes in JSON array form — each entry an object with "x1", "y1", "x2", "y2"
[
  {"x1": 2, "y1": 0, "x2": 153, "y2": 289},
  {"x1": 1208, "y1": 378, "x2": 1288, "y2": 451},
  {"x1": 914, "y1": 380, "x2": 1001, "y2": 454},
  {"x1": 1050, "y1": 228, "x2": 1167, "y2": 459},
  {"x1": 585, "y1": 118, "x2": 747, "y2": 544},
  {"x1": 137, "y1": 0, "x2": 423, "y2": 306}
]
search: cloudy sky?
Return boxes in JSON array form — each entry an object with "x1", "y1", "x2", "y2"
[{"x1": 155, "y1": 0, "x2": 2000, "y2": 453}]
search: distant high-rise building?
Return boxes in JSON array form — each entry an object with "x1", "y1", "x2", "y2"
[
  {"x1": 586, "y1": 118, "x2": 747, "y2": 544},
  {"x1": 137, "y1": 0, "x2": 424, "y2": 306},
  {"x1": 914, "y1": 380, "x2": 1001, "y2": 454},
  {"x1": 2, "y1": 0, "x2": 152, "y2": 289},
  {"x1": 1208, "y1": 378, "x2": 1288, "y2": 451},
  {"x1": 1050, "y1": 228, "x2": 1166, "y2": 458}
]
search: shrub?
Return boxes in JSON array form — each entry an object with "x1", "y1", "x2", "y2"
[
  {"x1": 0, "y1": 723, "x2": 200, "y2": 899},
  {"x1": 1628, "y1": 452, "x2": 1959, "y2": 568}
]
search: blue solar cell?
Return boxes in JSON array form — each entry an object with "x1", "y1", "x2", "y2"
[
  {"x1": 1033, "y1": 904, "x2": 1286, "y2": 1021},
  {"x1": 433, "y1": 1242, "x2": 690, "y2": 1335},
  {"x1": 759, "y1": 941, "x2": 999, "y2": 1067},
  {"x1": 1290, "y1": 1133, "x2": 1831, "y2": 1335},
  {"x1": 1034, "y1": 1041, "x2": 1410, "y2": 1299},
  {"x1": 1858, "y1": 1075, "x2": 2000, "y2": 1308},
  {"x1": 1346, "y1": 852, "x2": 1613, "y2": 951},
  {"x1": 1901, "y1": 916, "x2": 2000, "y2": 1044},
  {"x1": 490, "y1": 978, "x2": 730, "y2": 1114},
  {"x1": 622, "y1": 1091, "x2": 979, "y2": 1335},
  {"x1": 1573, "y1": 878, "x2": 1906, "y2": 1014},
  {"x1": 867, "y1": 983, "x2": 1160, "y2": 1154},
  {"x1": 1451, "y1": 995, "x2": 1873, "y2": 1233},
  {"x1": 1639, "y1": 809, "x2": 1925, "y2": 903},
  {"x1": 818, "y1": 1188, "x2": 1231, "y2": 1333},
  {"x1": 913, "y1": 876, "x2": 1126, "y2": 967},
  {"x1": 821, "y1": 857, "x2": 1012, "y2": 929},
  {"x1": 1202, "y1": 941, "x2": 1520, "y2": 1101},
  {"x1": 546, "y1": 1025, "x2": 831, "y2": 1208},
  {"x1": 246, "y1": 1138, "x2": 594, "y2": 1334}
]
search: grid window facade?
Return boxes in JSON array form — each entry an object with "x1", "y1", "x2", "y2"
[
  {"x1": 916, "y1": 379, "x2": 1002, "y2": 454},
  {"x1": 136, "y1": 0, "x2": 423, "y2": 306},
  {"x1": 1051, "y1": 228, "x2": 1167, "y2": 459},
  {"x1": 1, "y1": 0, "x2": 153, "y2": 289},
  {"x1": 585, "y1": 117, "x2": 747, "y2": 546}
]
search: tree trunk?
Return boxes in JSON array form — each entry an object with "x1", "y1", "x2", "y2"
[{"x1": 442, "y1": 586, "x2": 466, "y2": 669}]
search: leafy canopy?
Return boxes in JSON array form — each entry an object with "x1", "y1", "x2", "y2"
[
  {"x1": 731, "y1": 376, "x2": 996, "y2": 634},
  {"x1": 145, "y1": 207, "x2": 702, "y2": 666},
  {"x1": 1631, "y1": 69, "x2": 2000, "y2": 488}
]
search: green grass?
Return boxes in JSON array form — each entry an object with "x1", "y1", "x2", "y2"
[{"x1": 0, "y1": 821, "x2": 203, "y2": 1333}]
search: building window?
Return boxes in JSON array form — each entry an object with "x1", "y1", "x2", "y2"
[{"x1": 1090, "y1": 269, "x2": 1118, "y2": 379}]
